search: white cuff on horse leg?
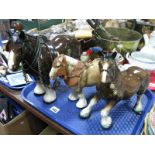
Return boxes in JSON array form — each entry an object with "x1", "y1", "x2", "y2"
[
  {"x1": 76, "y1": 93, "x2": 87, "y2": 109},
  {"x1": 101, "y1": 116, "x2": 112, "y2": 129},
  {"x1": 34, "y1": 83, "x2": 45, "y2": 95},
  {"x1": 80, "y1": 96, "x2": 98, "y2": 118},
  {"x1": 80, "y1": 107, "x2": 91, "y2": 118},
  {"x1": 68, "y1": 91, "x2": 79, "y2": 101},
  {"x1": 134, "y1": 102, "x2": 143, "y2": 113},
  {"x1": 100, "y1": 110, "x2": 112, "y2": 128},
  {"x1": 43, "y1": 87, "x2": 56, "y2": 103}
]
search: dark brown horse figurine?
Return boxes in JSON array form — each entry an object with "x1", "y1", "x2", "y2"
[
  {"x1": 6, "y1": 30, "x2": 58, "y2": 103},
  {"x1": 80, "y1": 52, "x2": 150, "y2": 129},
  {"x1": 6, "y1": 28, "x2": 83, "y2": 103},
  {"x1": 49, "y1": 35, "x2": 81, "y2": 59}
]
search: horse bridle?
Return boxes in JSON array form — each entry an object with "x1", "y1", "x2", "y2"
[
  {"x1": 17, "y1": 35, "x2": 53, "y2": 81},
  {"x1": 55, "y1": 56, "x2": 68, "y2": 79}
]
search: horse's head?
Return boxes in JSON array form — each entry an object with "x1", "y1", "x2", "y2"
[
  {"x1": 99, "y1": 52, "x2": 120, "y2": 83},
  {"x1": 11, "y1": 22, "x2": 24, "y2": 32},
  {"x1": 5, "y1": 30, "x2": 26, "y2": 71},
  {"x1": 49, "y1": 54, "x2": 68, "y2": 80}
]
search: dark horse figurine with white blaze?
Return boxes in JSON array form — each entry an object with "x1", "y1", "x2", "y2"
[
  {"x1": 80, "y1": 53, "x2": 150, "y2": 129},
  {"x1": 6, "y1": 30, "x2": 81, "y2": 103}
]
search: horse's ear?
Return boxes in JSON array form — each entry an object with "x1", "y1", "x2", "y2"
[
  {"x1": 59, "y1": 54, "x2": 64, "y2": 62},
  {"x1": 19, "y1": 31, "x2": 26, "y2": 40},
  {"x1": 111, "y1": 52, "x2": 117, "y2": 59},
  {"x1": 5, "y1": 41, "x2": 10, "y2": 51},
  {"x1": 98, "y1": 60, "x2": 103, "y2": 72},
  {"x1": 100, "y1": 50, "x2": 106, "y2": 58}
]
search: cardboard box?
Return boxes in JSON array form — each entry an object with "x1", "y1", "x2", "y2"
[
  {"x1": 39, "y1": 126, "x2": 58, "y2": 135},
  {"x1": 0, "y1": 110, "x2": 46, "y2": 135}
]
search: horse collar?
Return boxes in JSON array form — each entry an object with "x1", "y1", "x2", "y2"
[{"x1": 31, "y1": 36, "x2": 45, "y2": 67}]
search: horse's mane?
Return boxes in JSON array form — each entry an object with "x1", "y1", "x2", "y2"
[
  {"x1": 26, "y1": 33, "x2": 48, "y2": 43},
  {"x1": 6, "y1": 40, "x2": 11, "y2": 51},
  {"x1": 65, "y1": 55, "x2": 79, "y2": 66}
]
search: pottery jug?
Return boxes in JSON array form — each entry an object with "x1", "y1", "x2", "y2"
[{"x1": 141, "y1": 31, "x2": 155, "y2": 54}]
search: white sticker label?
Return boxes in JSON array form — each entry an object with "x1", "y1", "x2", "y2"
[{"x1": 50, "y1": 106, "x2": 60, "y2": 114}]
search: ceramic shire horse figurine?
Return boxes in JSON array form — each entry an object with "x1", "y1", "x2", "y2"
[
  {"x1": 49, "y1": 54, "x2": 102, "y2": 108},
  {"x1": 6, "y1": 29, "x2": 82, "y2": 103},
  {"x1": 6, "y1": 31, "x2": 58, "y2": 103},
  {"x1": 80, "y1": 53, "x2": 150, "y2": 129},
  {"x1": 48, "y1": 35, "x2": 81, "y2": 59},
  {"x1": 49, "y1": 53, "x2": 123, "y2": 108}
]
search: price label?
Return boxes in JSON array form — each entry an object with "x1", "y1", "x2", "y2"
[{"x1": 50, "y1": 106, "x2": 60, "y2": 114}]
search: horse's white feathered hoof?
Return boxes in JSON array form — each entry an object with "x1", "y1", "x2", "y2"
[
  {"x1": 76, "y1": 98, "x2": 87, "y2": 109},
  {"x1": 43, "y1": 89, "x2": 56, "y2": 103},
  {"x1": 101, "y1": 116, "x2": 112, "y2": 129},
  {"x1": 134, "y1": 103, "x2": 143, "y2": 114},
  {"x1": 34, "y1": 84, "x2": 45, "y2": 95},
  {"x1": 80, "y1": 108, "x2": 91, "y2": 118},
  {"x1": 68, "y1": 92, "x2": 79, "y2": 101}
]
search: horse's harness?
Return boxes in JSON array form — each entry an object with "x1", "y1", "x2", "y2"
[
  {"x1": 55, "y1": 56, "x2": 68, "y2": 80},
  {"x1": 20, "y1": 35, "x2": 55, "y2": 82},
  {"x1": 55, "y1": 55, "x2": 88, "y2": 85}
]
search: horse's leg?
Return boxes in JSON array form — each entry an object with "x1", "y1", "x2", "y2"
[
  {"x1": 134, "y1": 94, "x2": 143, "y2": 114},
  {"x1": 42, "y1": 74, "x2": 56, "y2": 103},
  {"x1": 100, "y1": 100, "x2": 116, "y2": 129},
  {"x1": 68, "y1": 87, "x2": 79, "y2": 101},
  {"x1": 43, "y1": 85, "x2": 56, "y2": 103},
  {"x1": 76, "y1": 92, "x2": 88, "y2": 109},
  {"x1": 134, "y1": 76, "x2": 149, "y2": 114},
  {"x1": 34, "y1": 81, "x2": 46, "y2": 95},
  {"x1": 80, "y1": 95, "x2": 99, "y2": 118},
  {"x1": 34, "y1": 76, "x2": 45, "y2": 95},
  {"x1": 38, "y1": 55, "x2": 56, "y2": 103}
]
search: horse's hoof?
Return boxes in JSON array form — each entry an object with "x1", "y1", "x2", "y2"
[
  {"x1": 80, "y1": 108, "x2": 91, "y2": 118},
  {"x1": 34, "y1": 88, "x2": 45, "y2": 95},
  {"x1": 68, "y1": 93, "x2": 79, "y2": 101},
  {"x1": 134, "y1": 103, "x2": 143, "y2": 114},
  {"x1": 43, "y1": 96, "x2": 56, "y2": 103},
  {"x1": 76, "y1": 99, "x2": 87, "y2": 109},
  {"x1": 101, "y1": 116, "x2": 112, "y2": 129},
  {"x1": 43, "y1": 91, "x2": 56, "y2": 103},
  {"x1": 34, "y1": 84, "x2": 45, "y2": 95}
]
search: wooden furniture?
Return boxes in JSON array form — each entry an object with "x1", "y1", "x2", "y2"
[{"x1": 0, "y1": 83, "x2": 73, "y2": 135}]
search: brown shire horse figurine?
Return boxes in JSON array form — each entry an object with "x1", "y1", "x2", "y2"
[
  {"x1": 5, "y1": 30, "x2": 81, "y2": 103},
  {"x1": 49, "y1": 54, "x2": 101, "y2": 108},
  {"x1": 49, "y1": 35, "x2": 81, "y2": 58},
  {"x1": 80, "y1": 52, "x2": 150, "y2": 129},
  {"x1": 49, "y1": 53, "x2": 124, "y2": 109}
]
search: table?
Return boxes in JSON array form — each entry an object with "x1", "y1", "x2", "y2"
[{"x1": 0, "y1": 83, "x2": 73, "y2": 135}]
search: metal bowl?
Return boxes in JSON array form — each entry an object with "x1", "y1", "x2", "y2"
[{"x1": 96, "y1": 27, "x2": 142, "y2": 53}]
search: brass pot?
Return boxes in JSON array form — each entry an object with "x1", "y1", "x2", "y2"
[{"x1": 96, "y1": 27, "x2": 142, "y2": 53}]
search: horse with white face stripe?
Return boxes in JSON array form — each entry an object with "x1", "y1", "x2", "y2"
[{"x1": 80, "y1": 52, "x2": 149, "y2": 129}]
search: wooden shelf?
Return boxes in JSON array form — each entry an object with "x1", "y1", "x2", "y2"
[{"x1": 0, "y1": 83, "x2": 73, "y2": 135}]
